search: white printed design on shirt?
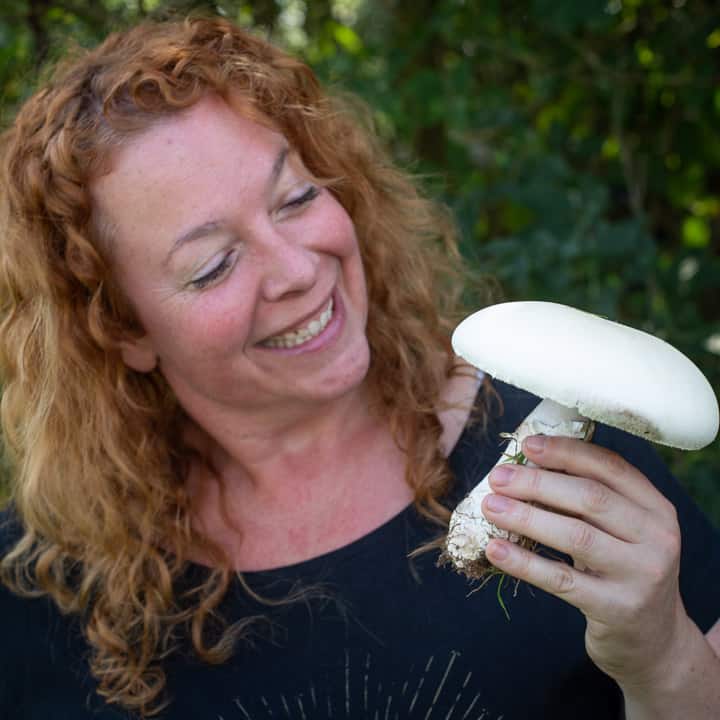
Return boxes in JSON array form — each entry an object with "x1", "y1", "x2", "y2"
[{"x1": 216, "y1": 649, "x2": 504, "y2": 719}]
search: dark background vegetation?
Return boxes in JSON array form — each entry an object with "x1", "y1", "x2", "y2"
[{"x1": 1, "y1": 0, "x2": 718, "y2": 525}]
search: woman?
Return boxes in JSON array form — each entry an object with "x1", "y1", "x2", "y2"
[{"x1": 0, "y1": 16, "x2": 718, "y2": 720}]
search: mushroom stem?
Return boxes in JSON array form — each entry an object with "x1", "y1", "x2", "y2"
[{"x1": 444, "y1": 398, "x2": 595, "y2": 579}]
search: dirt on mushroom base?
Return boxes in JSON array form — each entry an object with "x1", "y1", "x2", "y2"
[{"x1": 437, "y1": 532, "x2": 540, "y2": 580}]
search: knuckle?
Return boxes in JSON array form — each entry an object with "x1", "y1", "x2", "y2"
[
  {"x1": 601, "y1": 450, "x2": 628, "y2": 478},
  {"x1": 516, "y1": 501, "x2": 535, "y2": 528},
  {"x1": 644, "y1": 562, "x2": 668, "y2": 589},
  {"x1": 526, "y1": 467, "x2": 543, "y2": 494},
  {"x1": 656, "y1": 526, "x2": 681, "y2": 563},
  {"x1": 588, "y1": 612, "x2": 621, "y2": 644},
  {"x1": 635, "y1": 508, "x2": 652, "y2": 537},
  {"x1": 549, "y1": 565, "x2": 575, "y2": 594},
  {"x1": 588, "y1": 620, "x2": 613, "y2": 645},
  {"x1": 543, "y1": 435, "x2": 566, "y2": 459},
  {"x1": 580, "y1": 480, "x2": 611, "y2": 513},
  {"x1": 608, "y1": 590, "x2": 643, "y2": 622},
  {"x1": 569, "y1": 520, "x2": 595, "y2": 553},
  {"x1": 517, "y1": 548, "x2": 533, "y2": 577},
  {"x1": 628, "y1": 591, "x2": 651, "y2": 620},
  {"x1": 660, "y1": 499, "x2": 679, "y2": 526}
]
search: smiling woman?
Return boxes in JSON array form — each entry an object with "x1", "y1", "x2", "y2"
[
  {"x1": 0, "y1": 16, "x2": 469, "y2": 716},
  {"x1": 1, "y1": 14, "x2": 719, "y2": 720}
]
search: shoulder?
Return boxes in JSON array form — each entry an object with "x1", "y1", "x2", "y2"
[
  {"x1": 0, "y1": 507, "x2": 32, "y2": 708},
  {"x1": 0, "y1": 506, "x2": 93, "y2": 710},
  {"x1": 448, "y1": 378, "x2": 541, "y2": 465},
  {"x1": 0, "y1": 505, "x2": 22, "y2": 554},
  {"x1": 0, "y1": 507, "x2": 68, "y2": 650},
  {"x1": 446, "y1": 378, "x2": 541, "y2": 502},
  {"x1": 0, "y1": 506, "x2": 35, "y2": 631}
]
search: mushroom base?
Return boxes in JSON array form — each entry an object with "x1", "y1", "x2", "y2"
[
  {"x1": 442, "y1": 398, "x2": 595, "y2": 581},
  {"x1": 438, "y1": 533, "x2": 540, "y2": 580}
]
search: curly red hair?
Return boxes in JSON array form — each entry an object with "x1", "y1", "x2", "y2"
[{"x1": 0, "y1": 16, "x2": 477, "y2": 715}]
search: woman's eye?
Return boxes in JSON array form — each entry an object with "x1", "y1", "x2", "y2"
[
  {"x1": 190, "y1": 251, "x2": 235, "y2": 290},
  {"x1": 282, "y1": 185, "x2": 319, "y2": 211}
]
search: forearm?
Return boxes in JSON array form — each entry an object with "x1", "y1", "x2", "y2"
[{"x1": 621, "y1": 622, "x2": 720, "y2": 720}]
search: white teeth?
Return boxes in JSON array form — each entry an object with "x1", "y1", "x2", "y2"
[{"x1": 262, "y1": 298, "x2": 334, "y2": 348}]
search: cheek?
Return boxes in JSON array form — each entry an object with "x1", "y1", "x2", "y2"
[
  {"x1": 313, "y1": 193, "x2": 359, "y2": 257},
  {"x1": 186, "y1": 289, "x2": 255, "y2": 352},
  {"x1": 333, "y1": 208, "x2": 360, "y2": 258},
  {"x1": 336, "y1": 216, "x2": 366, "y2": 296},
  {"x1": 325, "y1": 207, "x2": 366, "y2": 291},
  {"x1": 145, "y1": 288, "x2": 255, "y2": 366}
]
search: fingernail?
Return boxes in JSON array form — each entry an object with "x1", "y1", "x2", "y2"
[
  {"x1": 491, "y1": 465, "x2": 515, "y2": 486},
  {"x1": 485, "y1": 494, "x2": 511, "y2": 513},
  {"x1": 487, "y1": 540, "x2": 509, "y2": 561},
  {"x1": 524, "y1": 435, "x2": 546, "y2": 453}
]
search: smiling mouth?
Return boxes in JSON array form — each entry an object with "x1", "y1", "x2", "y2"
[{"x1": 261, "y1": 298, "x2": 334, "y2": 349}]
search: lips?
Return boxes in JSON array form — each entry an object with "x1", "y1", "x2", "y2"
[{"x1": 260, "y1": 297, "x2": 335, "y2": 349}]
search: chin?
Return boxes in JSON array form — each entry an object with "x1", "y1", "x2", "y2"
[{"x1": 314, "y1": 343, "x2": 372, "y2": 402}]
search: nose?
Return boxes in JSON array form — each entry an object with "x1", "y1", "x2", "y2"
[{"x1": 259, "y1": 231, "x2": 319, "y2": 302}]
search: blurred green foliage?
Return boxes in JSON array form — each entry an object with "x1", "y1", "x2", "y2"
[{"x1": 0, "y1": 0, "x2": 718, "y2": 524}]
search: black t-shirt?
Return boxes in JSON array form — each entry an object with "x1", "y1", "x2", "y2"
[{"x1": 2, "y1": 381, "x2": 719, "y2": 719}]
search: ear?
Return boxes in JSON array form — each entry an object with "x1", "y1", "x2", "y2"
[{"x1": 120, "y1": 335, "x2": 158, "y2": 373}]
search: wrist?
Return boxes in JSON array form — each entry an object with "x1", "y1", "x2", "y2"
[
  {"x1": 623, "y1": 608, "x2": 695, "y2": 694},
  {"x1": 620, "y1": 618, "x2": 720, "y2": 720}
]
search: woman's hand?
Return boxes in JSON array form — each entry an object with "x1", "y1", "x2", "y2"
[{"x1": 481, "y1": 434, "x2": 692, "y2": 690}]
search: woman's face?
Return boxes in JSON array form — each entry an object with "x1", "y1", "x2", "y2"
[{"x1": 92, "y1": 95, "x2": 370, "y2": 420}]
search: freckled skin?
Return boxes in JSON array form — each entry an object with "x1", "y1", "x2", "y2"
[{"x1": 92, "y1": 95, "x2": 371, "y2": 423}]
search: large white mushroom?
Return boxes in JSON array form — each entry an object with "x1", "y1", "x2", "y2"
[{"x1": 444, "y1": 301, "x2": 719, "y2": 579}]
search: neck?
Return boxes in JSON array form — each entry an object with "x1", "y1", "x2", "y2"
[
  {"x1": 181, "y1": 362, "x2": 481, "y2": 571},
  {"x1": 185, "y1": 382, "x2": 376, "y2": 484},
  {"x1": 183, "y1": 383, "x2": 413, "y2": 570}
]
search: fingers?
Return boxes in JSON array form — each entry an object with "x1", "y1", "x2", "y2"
[
  {"x1": 485, "y1": 537, "x2": 605, "y2": 608},
  {"x1": 480, "y1": 435, "x2": 683, "y2": 626},
  {"x1": 482, "y1": 491, "x2": 637, "y2": 575},
  {"x1": 520, "y1": 435, "x2": 675, "y2": 517},
  {"x1": 487, "y1": 462, "x2": 651, "y2": 544}
]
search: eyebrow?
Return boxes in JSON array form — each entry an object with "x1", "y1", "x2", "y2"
[{"x1": 164, "y1": 144, "x2": 290, "y2": 264}]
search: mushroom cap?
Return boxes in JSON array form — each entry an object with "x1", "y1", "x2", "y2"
[{"x1": 452, "y1": 301, "x2": 719, "y2": 450}]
